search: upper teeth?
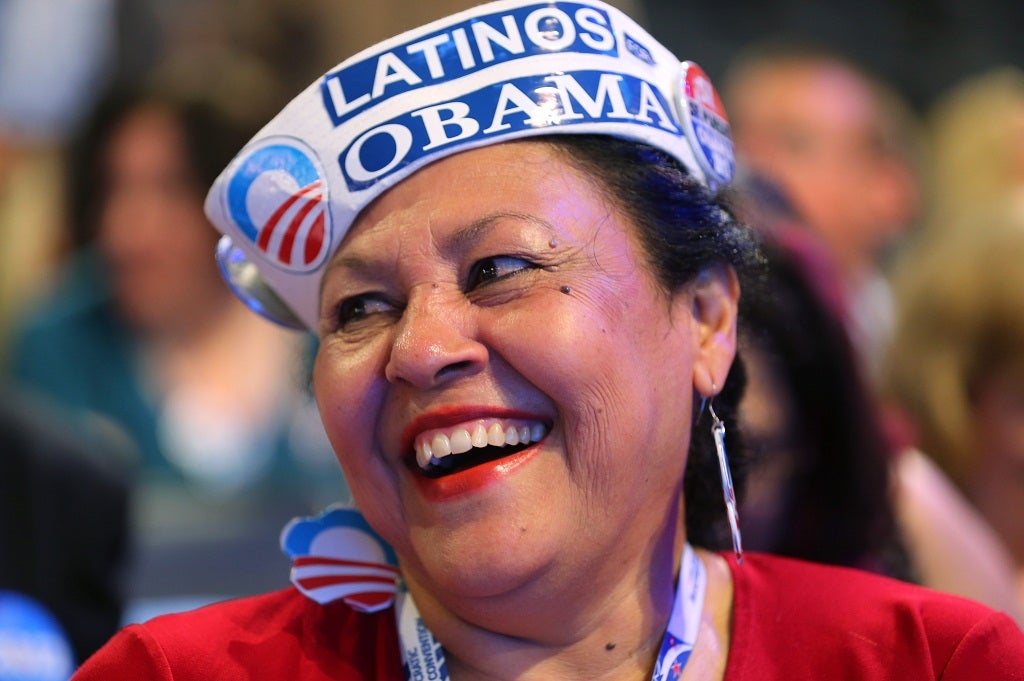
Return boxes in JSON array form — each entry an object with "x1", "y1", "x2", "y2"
[{"x1": 414, "y1": 421, "x2": 546, "y2": 470}]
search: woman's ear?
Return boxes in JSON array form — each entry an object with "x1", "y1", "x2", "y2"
[{"x1": 682, "y1": 265, "x2": 740, "y2": 397}]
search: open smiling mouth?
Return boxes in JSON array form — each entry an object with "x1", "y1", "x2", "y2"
[{"x1": 411, "y1": 420, "x2": 548, "y2": 478}]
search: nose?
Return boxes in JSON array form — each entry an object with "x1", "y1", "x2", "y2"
[{"x1": 384, "y1": 285, "x2": 488, "y2": 389}]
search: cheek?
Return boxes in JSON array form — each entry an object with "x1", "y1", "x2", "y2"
[
  {"x1": 313, "y1": 342, "x2": 392, "y2": 488},
  {"x1": 483, "y1": 290, "x2": 625, "y2": 403},
  {"x1": 313, "y1": 348, "x2": 412, "y2": 549},
  {"x1": 484, "y1": 289, "x2": 690, "y2": 476}
]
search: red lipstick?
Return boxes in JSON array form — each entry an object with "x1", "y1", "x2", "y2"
[{"x1": 411, "y1": 445, "x2": 540, "y2": 501}]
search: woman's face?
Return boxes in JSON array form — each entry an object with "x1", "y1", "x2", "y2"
[
  {"x1": 97, "y1": 104, "x2": 223, "y2": 334},
  {"x1": 314, "y1": 142, "x2": 736, "y2": 608}
]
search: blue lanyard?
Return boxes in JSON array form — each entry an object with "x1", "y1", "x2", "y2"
[{"x1": 396, "y1": 544, "x2": 706, "y2": 681}]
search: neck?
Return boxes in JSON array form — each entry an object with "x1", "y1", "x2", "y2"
[
  {"x1": 406, "y1": 510, "x2": 693, "y2": 681},
  {"x1": 142, "y1": 297, "x2": 299, "y2": 419},
  {"x1": 424, "y1": 578, "x2": 672, "y2": 681}
]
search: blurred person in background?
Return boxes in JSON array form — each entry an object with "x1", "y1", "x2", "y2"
[
  {"x1": 0, "y1": 0, "x2": 119, "y2": 360},
  {"x1": 0, "y1": 0, "x2": 169, "y2": 355},
  {"x1": 737, "y1": 235, "x2": 907, "y2": 578},
  {"x1": 925, "y1": 65, "x2": 1024, "y2": 233},
  {"x1": 885, "y1": 202, "x2": 1024, "y2": 617},
  {"x1": 0, "y1": 3, "x2": 153, "y2": 675},
  {"x1": 722, "y1": 42, "x2": 921, "y2": 380},
  {"x1": 3, "y1": 61, "x2": 345, "y2": 621},
  {"x1": 733, "y1": 176, "x2": 1023, "y2": 625},
  {"x1": 0, "y1": 388, "x2": 132, "y2": 674}
]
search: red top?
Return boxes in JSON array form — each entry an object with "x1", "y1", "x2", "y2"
[
  {"x1": 72, "y1": 592, "x2": 403, "y2": 680},
  {"x1": 722, "y1": 553, "x2": 1024, "y2": 679},
  {"x1": 73, "y1": 553, "x2": 1024, "y2": 680}
]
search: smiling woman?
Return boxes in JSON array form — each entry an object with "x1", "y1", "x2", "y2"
[
  {"x1": 72, "y1": 1, "x2": 1024, "y2": 680},
  {"x1": 314, "y1": 140, "x2": 737, "y2": 627}
]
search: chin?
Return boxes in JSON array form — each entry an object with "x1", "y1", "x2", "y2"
[
  {"x1": 413, "y1": 551, "x2": 549, "y2": 604},
  {"x1": 404, "y1": 512, "x2": 562, "y2": 601}
]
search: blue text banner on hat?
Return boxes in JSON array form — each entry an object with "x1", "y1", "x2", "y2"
[
  {"x1": 320, "y1": 3, "x2": 621, "y2": 126},
  {"x1": 338, "y1": 70, "x2": 679, "y2": 191}
]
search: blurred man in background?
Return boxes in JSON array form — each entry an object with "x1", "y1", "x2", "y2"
[{"x1": 723, "y1": 43, "x2": 921, "y2": 379}]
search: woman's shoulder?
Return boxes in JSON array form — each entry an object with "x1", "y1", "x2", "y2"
[
  {"x1": 728, "y1": 551, "x2": 1018, "y2": 620},
  {"x1": 72, "y1": 587, "x2": 404, "y2": 681},
  {"x1": 137, "y1": 586, "x2": 321, "y2": 639},
  {"x1": 725, "y1": 552, "x2": 1024, "y2": 680}
]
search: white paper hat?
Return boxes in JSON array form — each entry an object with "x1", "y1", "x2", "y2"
[{"x1": 204, "y1": 0, "x2": 735, "y2": 329}]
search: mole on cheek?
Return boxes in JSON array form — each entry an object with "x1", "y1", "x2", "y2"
[{"x1": 560, "y1": 285, "x2": 571, "y2": 295}]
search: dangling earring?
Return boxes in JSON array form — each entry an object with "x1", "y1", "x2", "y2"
[{"x1": 707, "y1": 395, "x2": 743, "y2": 564}]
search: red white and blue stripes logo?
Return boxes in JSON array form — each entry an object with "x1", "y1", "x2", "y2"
[
  {"x1": 281, "y1": 506, "x2": 399, "y2": 613},
  {"x1": 680, "y1": 62, "x2": 734, "y2": 190},
  {"x1": 226, "y1": 139, "x2": 332, "y2": 272}
]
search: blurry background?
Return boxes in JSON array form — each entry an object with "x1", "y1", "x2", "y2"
[
  {"x1": 0, "y1": 0, "x2": 1022, "y2": 671},
  {"x1": 644, "y1": 0, "x2": 1023, "y2": 113}
]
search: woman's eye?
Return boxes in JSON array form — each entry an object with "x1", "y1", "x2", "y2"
[
  {"x1": 333, "y1": 293, "x2": 394, "y2": 329},
  {"x1": 467, "y1": 256, "x2": 533, "y2": 290}
]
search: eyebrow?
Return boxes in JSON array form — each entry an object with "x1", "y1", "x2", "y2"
[
  {"x1": 447, "y1": 210, "x2": 556, "y2": 252},
  {"x1": 324, "y1": 210, "x2": 556, "y2": 280}
]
